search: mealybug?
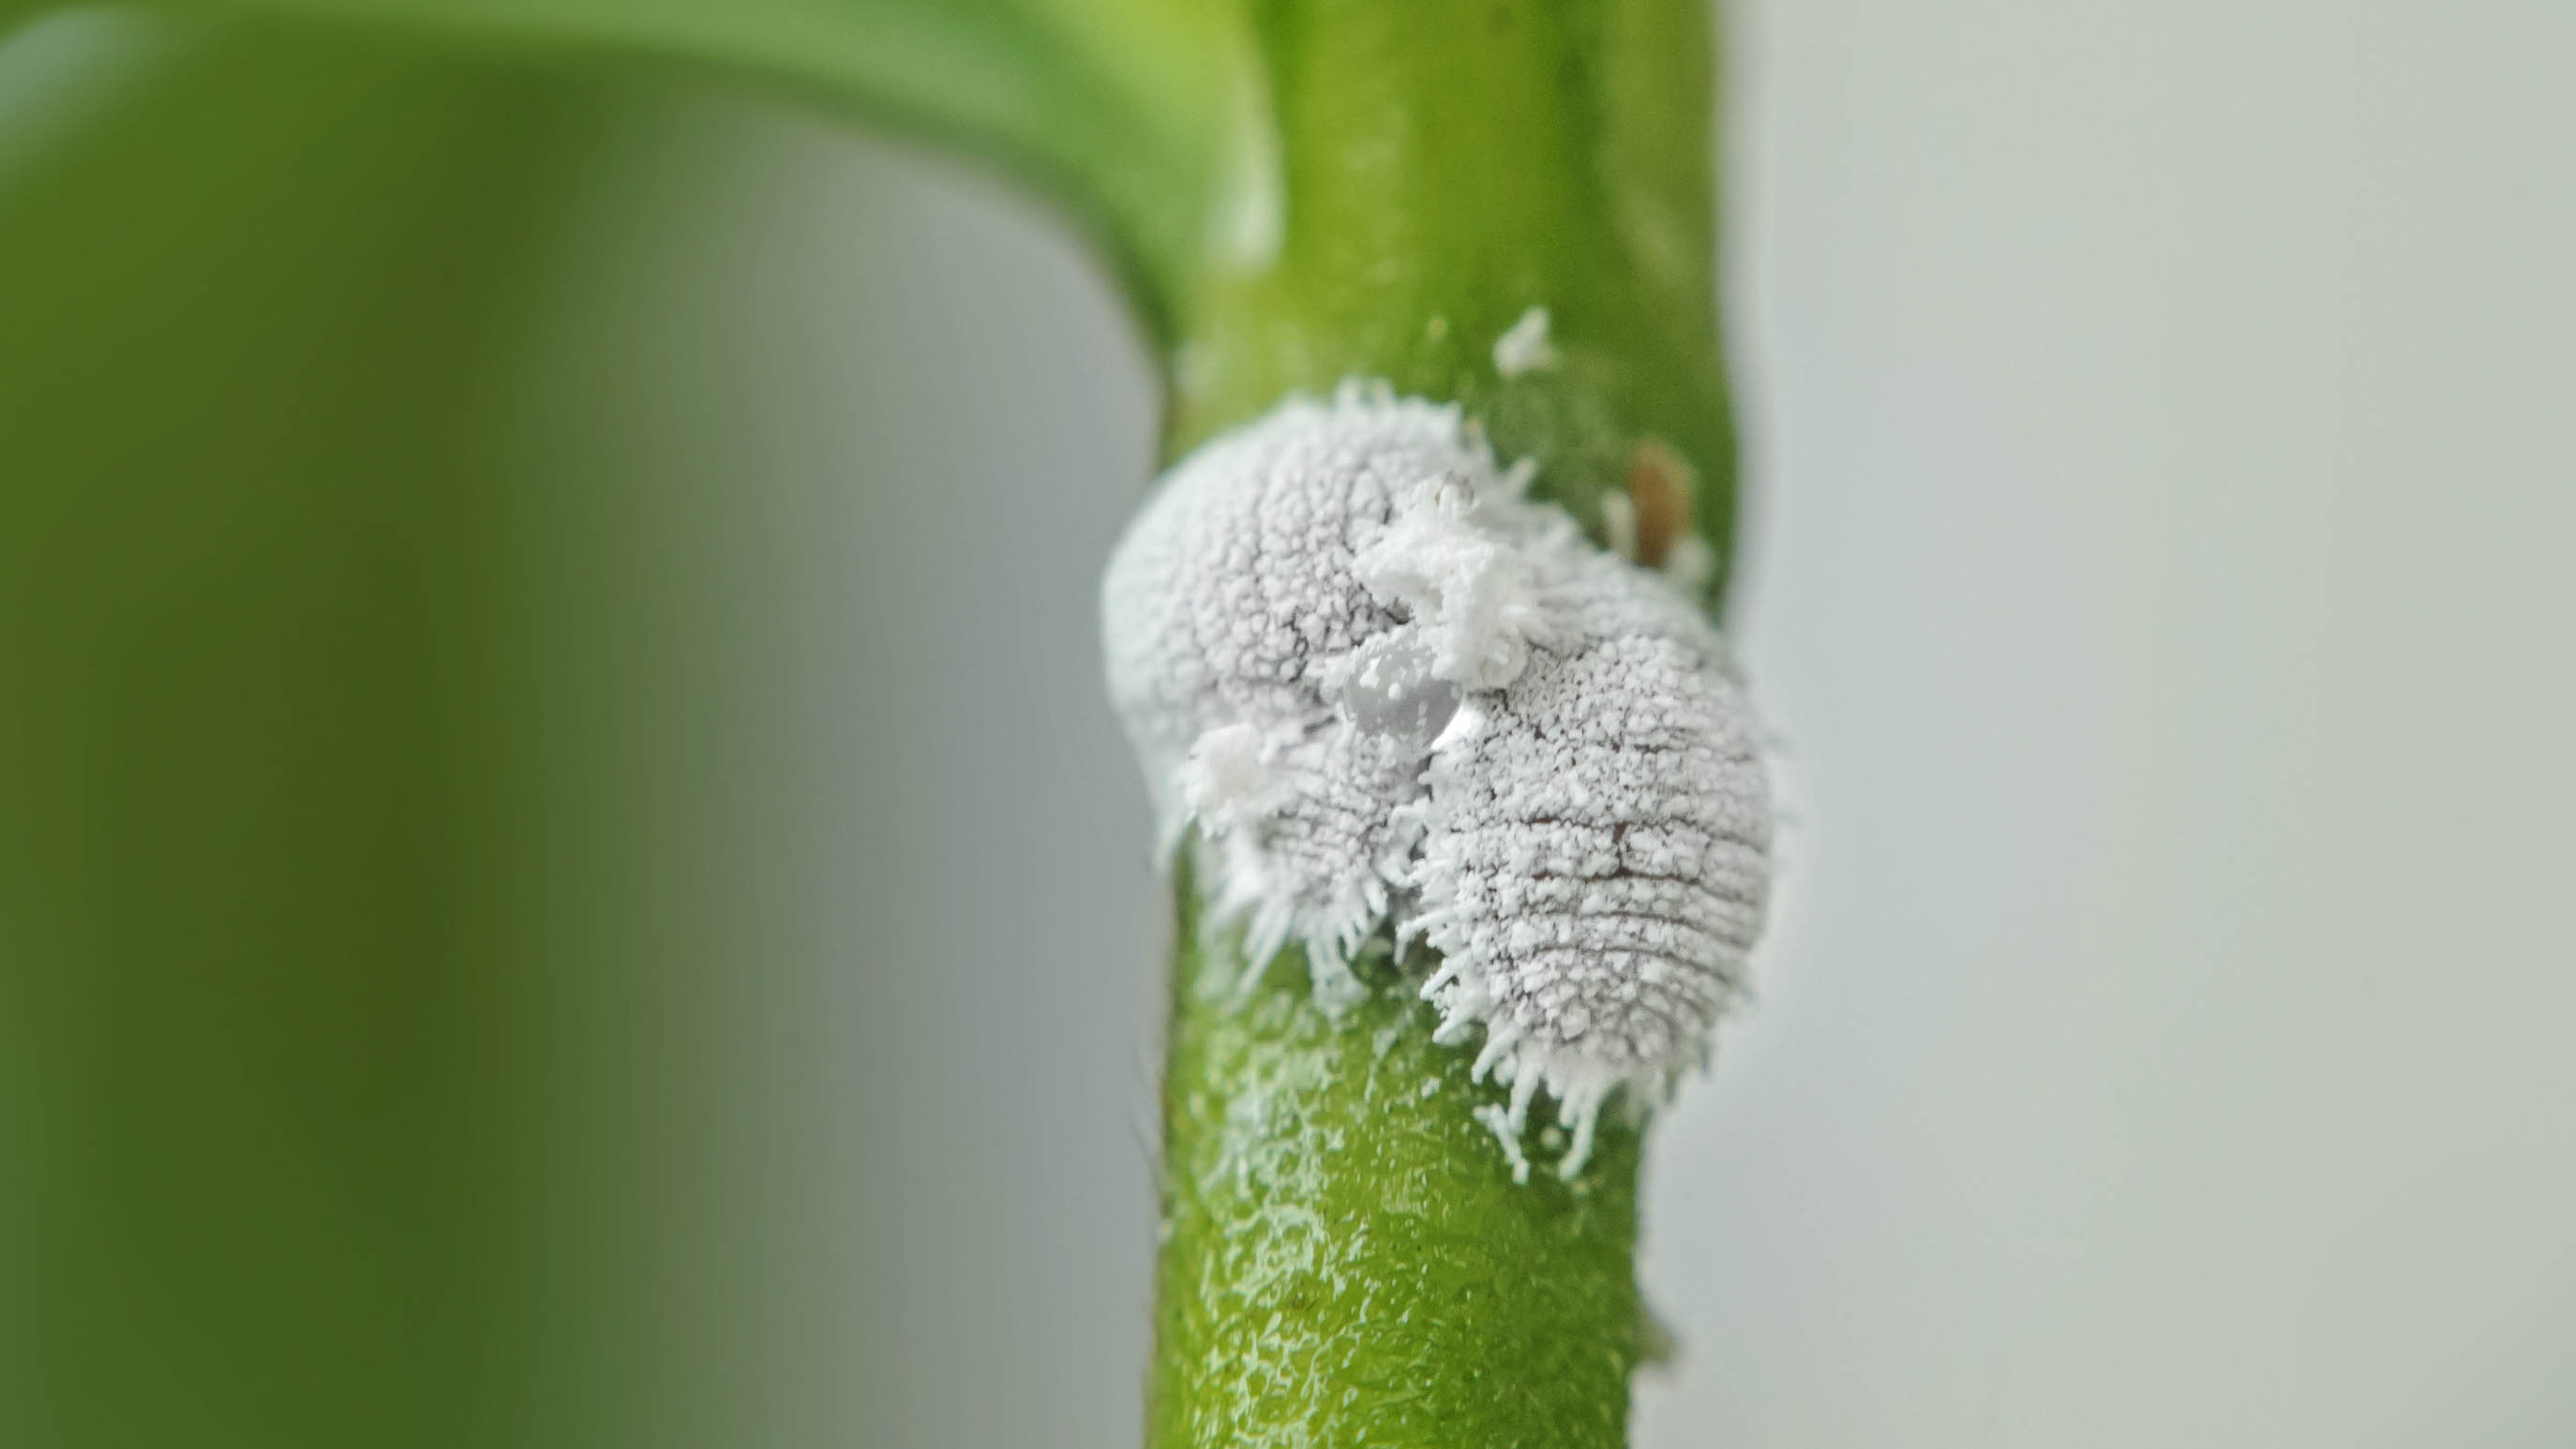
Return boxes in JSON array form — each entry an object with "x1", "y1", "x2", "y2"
[{"x1": 1101, "y1": 384, "x2": 1771, "y2": 1175}]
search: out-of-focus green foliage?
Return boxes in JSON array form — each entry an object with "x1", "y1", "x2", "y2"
[
  {"x1": 0, "y1": 22, "x2": 641, "y2": 1448},
  {"x1": 125, "y1": 0, "x2": 1258, "y2": 344}
]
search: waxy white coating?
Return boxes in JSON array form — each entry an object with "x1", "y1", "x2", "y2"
[{"x1": 1101, "y1": 384, "x2": 1771, "y2": 1176}]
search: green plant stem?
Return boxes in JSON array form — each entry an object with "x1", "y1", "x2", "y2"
[
  {"x1": 1165, "y1": 0, "x2": 1738, "y2": 595},
  {"x1": 1150, "y1": 3, "x2": 1737, "y2": 1445},
  {"x1": 1154, "y1": 873, "x2": 1650, "y2": 1448}
]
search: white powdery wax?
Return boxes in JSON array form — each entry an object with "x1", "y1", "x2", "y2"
[{"x1": 1100, "y1": 383, "x2": 1771, "y2": 1175}]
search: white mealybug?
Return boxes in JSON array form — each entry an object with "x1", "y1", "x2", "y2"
[{"x1": 1101, "y1": 383, "x2": 1771, "y2": 1176}]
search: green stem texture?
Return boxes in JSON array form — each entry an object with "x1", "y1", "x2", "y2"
[{"x1": 1149, "y1": 3, "x2": 1738, "y2": 1445}]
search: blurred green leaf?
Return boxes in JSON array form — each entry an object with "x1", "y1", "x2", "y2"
[
  {"x1": 0, "y1": 20, "x2": 622, "y2": 1448},
  {"x1": 109, "y1": 0, "x2": 1262, "y2": 345}
]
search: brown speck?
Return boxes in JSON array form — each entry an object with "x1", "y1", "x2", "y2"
[{"x1": 1625, "y1": 438, "x2": 1698, "y2": 569}]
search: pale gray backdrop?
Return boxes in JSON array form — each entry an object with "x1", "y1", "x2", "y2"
[
  {"x1": 15, "y1": 1, "x2": 2571, "y2": 1444},
  {"x1": 517, "y1": 3, "x2": 2575, "y2": 1443}
]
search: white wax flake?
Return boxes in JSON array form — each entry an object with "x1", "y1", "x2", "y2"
[
  {"x1": 1101, "y1": 383, "x2": 1773, "y2": 1177},
  {"x1": 1179, "y1": 721, "x2": 1274, "y2": 829},
  {"x1": 1475, "y1": 1103, "x2": 1535, "y2": 1186},
  {"x1": 1662, "y1": 532, "x2": 1717, "y2": 596},
  {"x1": 1491, "y1": 306, "x2": 1559, "y2": 377},
  {"x1": 1598, "y1": 489, "x2": 1641, "y2": 563},
  {"x1": 1351, "y1": 472, "x2": 1549, "y2": 691}
]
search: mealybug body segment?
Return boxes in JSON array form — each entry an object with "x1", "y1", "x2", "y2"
[{"x1": 1408, "y1": 548, "x2": 1769, "y2": 1173}]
